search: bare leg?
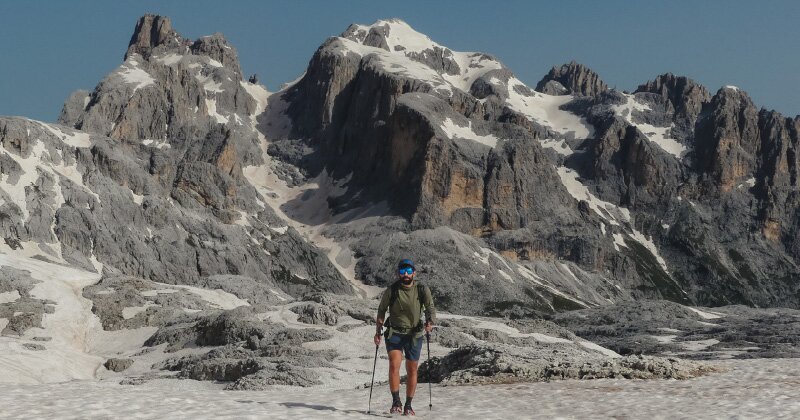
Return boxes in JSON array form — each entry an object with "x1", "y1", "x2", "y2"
[
  {"x1": 405, "y1": 359, "x2": 418, "y2": 398},
  {"x1": 388, "y1": 350, "x2": 403, "y2": 393}
]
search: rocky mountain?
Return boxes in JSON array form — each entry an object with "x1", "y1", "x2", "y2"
[
  {"x1": 272, "y1": 18, "x2": 800, "y2": 312},
  {"x1": 1, "y1": 14, "x2": 798, "y2": 388},
  {"x1": 1, "y1": 15, "x2": 354, "y2": 304}
]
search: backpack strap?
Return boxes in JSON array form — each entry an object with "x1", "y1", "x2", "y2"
[{"x1": 389, "y1": 280, "x2": 401, "y2": 307}]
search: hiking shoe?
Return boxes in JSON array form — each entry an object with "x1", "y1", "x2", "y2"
[
  {"x1": 390, "y1": 401, "x2": 403, "y2": 414},
  {"x1": 403, "y1": 404, "x2": 415, "y2": 416}
]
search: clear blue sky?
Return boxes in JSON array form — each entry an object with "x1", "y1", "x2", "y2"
[{"x1": 1, "y1": 0, "x2": 798, "y2": 121}]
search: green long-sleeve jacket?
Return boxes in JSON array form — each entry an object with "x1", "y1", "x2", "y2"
[{"x1": 376, "y1": 281, "x2": 436, "y2": 336}]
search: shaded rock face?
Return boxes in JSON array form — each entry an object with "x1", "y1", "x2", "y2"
[
  {"x1": 535, "y1": 61, "x2": 608, "y2": 96},
  {"x1": 634, "y1": 73, "x2": 710, "y2": 122},
  {"x1": 281, "y1": 34, "x2": 579, "y2": 237},
  {"x1": 693, "y1": 87, "x2": 761, "y2": 193},
  {"x1": 584, "y1": 115, "x2": 684, "y2": 211},
  {"x1": 689, "y1": 88, "x2": 800, "y2": 266}
]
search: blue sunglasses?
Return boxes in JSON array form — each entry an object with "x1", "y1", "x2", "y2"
[{"x1": 398, "y1": 267, "x2": 414, "y2": 275}]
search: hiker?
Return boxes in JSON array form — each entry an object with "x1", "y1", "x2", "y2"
[{"x1": 373, "y1": 258, "x2": 436, "y2": 416}]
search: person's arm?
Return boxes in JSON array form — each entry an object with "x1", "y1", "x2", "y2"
[
  {"x1": 374, "y1": 290, "x2": 390, "y2": 344},
  {"x1": 423, "y1": 286, "x2": 436, "y2": 332}
]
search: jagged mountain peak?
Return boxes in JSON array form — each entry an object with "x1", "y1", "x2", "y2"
[
  {"x1": 60, "y1": 14, "x2": 262, "y2": 146},
  {"x1": 535, "y1": 60, "x2": 608, "y2": 96},
  {"x1": 124, "y1": 14, "x2": 241, "y2": 77},
  {"x1": 634, "y1": 72, "x2": 710, "y2": 121},
  {"x1": 714, "y1": 84, "x2": 751, "y2": 100},
  {"x1": 125, "y1": 14, "x2": 184, "y2": 60},
  {"x1": 703, "y1": 84, "x2": 757, "y2": 117},
  {"x1": 293, "y1": 17, "x2": 597, "y2": 146},
  {"x1": 336, "y1": 18, "x2": 507, "y2": 94},
  {"x1": 635, "y1": 72, "x2": 708, "y2": 97}
]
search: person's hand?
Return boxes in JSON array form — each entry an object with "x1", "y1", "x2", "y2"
[
  {"x1": 424, "y1": 321, "x2": 433, "y2": 334},
  {"x1": 374, "y1": 333, "x2": 382, "y2": 346}
]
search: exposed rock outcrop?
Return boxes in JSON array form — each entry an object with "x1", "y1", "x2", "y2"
[{"x1": 535, "y1": 61, "x2": 608, "y2": 96}]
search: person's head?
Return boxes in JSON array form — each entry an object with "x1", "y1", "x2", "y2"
[{"x1": 397, "y1": 258, "x2": 415, "y2": 285}]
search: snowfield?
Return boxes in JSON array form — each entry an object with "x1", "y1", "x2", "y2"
[
  {"x1": 0, "y1": 250, "x2": 795, "y2": 418},
  {"x1": 0, "y1": 359, "x2": 798, "y2": 419}
]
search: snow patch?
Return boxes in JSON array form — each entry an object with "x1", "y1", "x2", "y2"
[
  {"x1": 650, "y1": 335, "x2": 677, "y2": 344},
  {"x1": 578, "y1": 340, "x2": 622, "y2": 358},
  {"x1": 612, "y1": 233, "x2": 628, "y2": 251},
  {"x1": 629, "y1": 229, "x2": 670, "y2": 273},
  {"x1": 140, "y1": 138, "x2": 171, "y2": 149},
  {"x1": 116, "y1": 60, "x2": 156, "y2": 93},
  {"x1": 0, "y1": 290, "x2": 21, "y2": 304},
  {"x1": 240, "y1": 81, "x2": 270, "y2": 115},
  {"x1": 350, "y1": 20, "x2": 504, "y2": 94},
  {"x1": 156, "y1": 53, "x2": 183, "y2": 66},
  {"x1": 121, "y1": 302, "x2": 158, "y2": 320},
  {"x1": 612, "y1": 94, "x2": 686, "y2": 159},
  {"x1": 539, "y1": 138, "x2": 573, "y2": 156},
  {"x1": 440, "y1": 118, "x2": 498, "y2": 148},
  {"x1": 688, "y1": 307, "x2": 724, "y2": 320},
  {"x1": 205, "y1": 98, "x2": 229, "y2": 124},
  {"x1": 497, "y1": 270, "x2": 514, "y2": 283},
  {"x1": 130, "y1": 191, "x2": 144, "y2": 205},
  {"x1": 0, "y1": 254, "x2": 104, "y2": 384},
  {"x1": 557, "y1": 167, "x2": 630, "y2": 225},
  {"x1": 506, "y1": 77, "x2": 593, "y2": 138},
  {"x1": 681, "y1": 338, "x2": 720, "y2": 351},
  {"x1": 333, "y1": 38, "x2": 452, "y2": 95},
  {"x1": 38, "y1": 123, "x2": 91, "y2": 148},
  {"x1": 165, "y1": 284, "x2": 249, "y2": 310}
]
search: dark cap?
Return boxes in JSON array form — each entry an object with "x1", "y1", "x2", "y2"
[{"x1": 398, "y1": 258, "x2": 415, "y2": 269}]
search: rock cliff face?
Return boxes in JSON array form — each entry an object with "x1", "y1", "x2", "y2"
[
  {"x1": 0, "y1": 15, "x2": 353, "y2": 304},
  {"x1": 693, "y1": 87, "x2": 761, "y2": 193},
  {"x1": 272, "y1": 18, "x2": 800, "y2": 310}
]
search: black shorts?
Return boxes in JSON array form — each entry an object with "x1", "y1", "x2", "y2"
[{"x1": 385, "y1": 333, "x2": 423, "y2": 361}]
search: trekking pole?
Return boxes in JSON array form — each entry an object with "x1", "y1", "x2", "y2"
[
  {"x1": 426, "y1": 332, "x2": 432, "y2": 411},
  {"x1": 368, "y1": 342, "x2": 379, "y2": 414}
]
